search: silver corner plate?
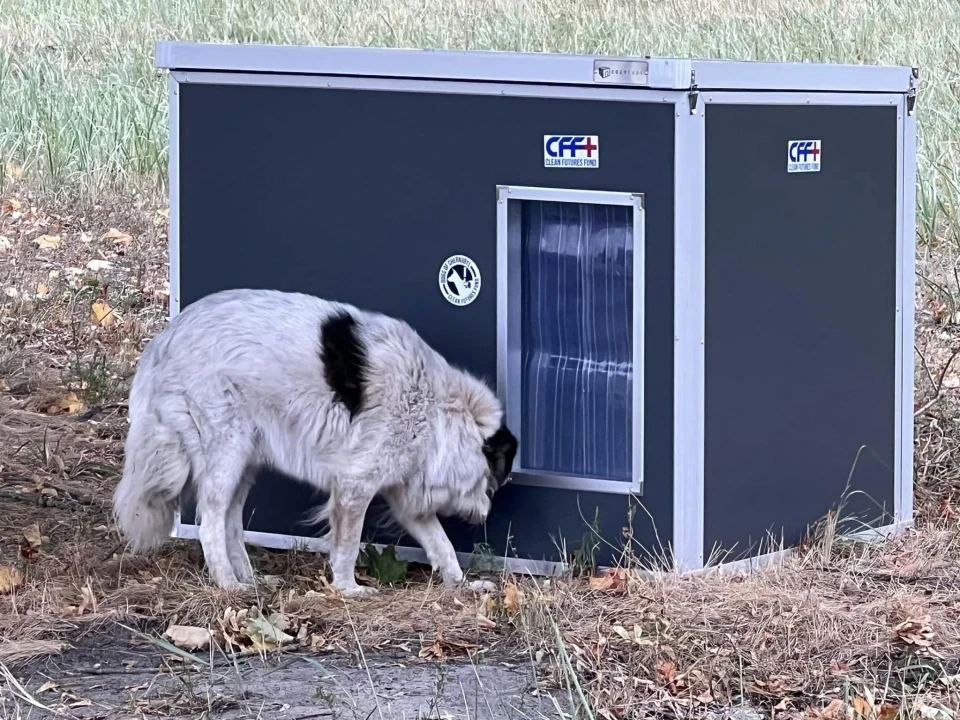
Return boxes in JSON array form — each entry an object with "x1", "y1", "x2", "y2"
[{"x1": 593, "y1": 59, "x2": 650, "y2": 86}]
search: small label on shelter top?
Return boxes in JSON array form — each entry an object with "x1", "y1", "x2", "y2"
[{"x1": 593, "y1": 59, "x2": 650, "y2": 85}]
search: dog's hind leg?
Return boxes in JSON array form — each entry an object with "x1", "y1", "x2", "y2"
[
  {"x1": 328, "y1": 484, "x2": 378, "y2": 598},
  {"x1": 226, "y1": 466, "x2": 257, "y2": 585},
  {"x1": 196, "y1": 439, "x2": 249, "y2": 589}
]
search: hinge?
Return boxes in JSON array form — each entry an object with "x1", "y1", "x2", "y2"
[
  {"x1": 688, "y1": 70, "x2": 699, "y2": 115},
  {"x1": 907, "y1": 67, "x2": 919, "y2": 115}
]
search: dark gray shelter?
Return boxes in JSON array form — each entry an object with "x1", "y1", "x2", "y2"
[{"x1": 155, "y1": 41, "x2": 918, "y2": 575}]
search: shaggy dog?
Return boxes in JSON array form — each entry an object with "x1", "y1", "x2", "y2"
[{"x1": 112, "y1": 288, "x2": 517, "y2": 595}]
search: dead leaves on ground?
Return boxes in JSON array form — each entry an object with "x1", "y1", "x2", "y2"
[
  {"x1": 589, "y1": 567, "x2": 631, "y2": 594},
  {"x1": 218, "y1": 606, "x2": 300, "y2": 652},
  {"x1": 504, "y1": 582, "x2": 524, "y2": 614},
  {"x1": 894, "y1": 616, "x2": 941, "y2": 657},
  {"x1": 0, "y1": 565, "x2": 24, "y2": 594},
  {"x1": 418, "y1": 631, "x2": 480, "y2": 662},
  {"x1": 807, "y1": 696, "x2": 900, "y2": 720},
  {"x1": 90, "y1": 300, "x2": 116, "y2": 326},
  {"x1": 46, "y1": 391, "x2": 84, "y2": 416},
  {"x1": 164, "y1": 624, "x2": 213, "y2": 651},
  {"x1": 100, "y1": 228, "x2": 134, "y2": 254}
]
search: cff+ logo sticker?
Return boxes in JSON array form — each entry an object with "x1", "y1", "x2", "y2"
[
  {"x1": 544, "y1": 135, "x2": 600, "y2": 168},
  {"x1": 439, "y1": 255, "x2": 481, "y2": 306},
  {"x1": 787, "y1": 140, "x2": 822, "y2": 173}
]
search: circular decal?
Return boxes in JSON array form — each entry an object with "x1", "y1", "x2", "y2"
[{"x1": 439, "y1": 255, "x2": 481, "y2": 307}]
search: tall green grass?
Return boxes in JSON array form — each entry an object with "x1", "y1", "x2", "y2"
[{"x1": 1, "y1": 0, "x2": 959, "y2": 245}]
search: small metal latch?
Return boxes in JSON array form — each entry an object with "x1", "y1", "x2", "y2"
[
  {"x1": 688, "y1": 71, "x2": 700, "y2": 115},
  {"x1": 907, "y1": 67, "x2": 919, "y2": 115}
]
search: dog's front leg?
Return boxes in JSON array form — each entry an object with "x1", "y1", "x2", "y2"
[
  {"x1": 328, "y1": 487, "x2": 377, "y2": 598},
  {"x1": 398, "y1": 514, "x2": 495, "y2": 592}
]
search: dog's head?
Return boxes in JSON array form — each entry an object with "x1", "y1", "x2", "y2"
[
  {"x1": 482, "y1": 424, "x2": 518, "y2": 498},
  {"x1": 451, "y1": 421, "x2": 517, "y2": 525},
  {"x1": 430, "y1": 373, "x2": 518, "y2": 525}
]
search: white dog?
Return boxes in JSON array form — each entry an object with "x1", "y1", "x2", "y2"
[{"x1": 112, "y1": 288, "x2": 517, "y2": 595}]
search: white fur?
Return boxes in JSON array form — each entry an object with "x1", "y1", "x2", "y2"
[{"x1": 113, "y1": 288, "x2": 507, "y2": 594}]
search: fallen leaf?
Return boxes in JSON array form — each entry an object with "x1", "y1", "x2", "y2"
[
  {"x1": 474, "y1": 613, "x2": 496, "y2": 630},
  {"x1": 48, "y1": 392, "x2": 84, "y2": 415},
  {"x1": 79, "y1": 232, "x2": 92, "y2": 244},
  {"x1": 589, "y1": 568, "x2": 628, "y2": 593},
  {"x1": 656, "y1": 660, "x2": 678, "y2": 684},
  {"x1": 163, "y1": 624, "x2": 212, "y2": 651},
  {"x1": 418, "y1": 635, "x2": 478, "y2": 661},
  {"x1": 419, "y1": 640, "x2": 447, "y2": 661},
  {"x1": 1, "y1": 198, "x2": 20, "y2": 213},
  {"x1": 611, "y1": 624, "x2": 654, "y2": 646},
  {"x1": 0, "y1": 566, "x2": 24, "y2": 594},
  {"x1": 815, "y1": 700, "x2": 849, "y2": 720},
  {"x1": 0, "y1": 237, "x2": 12, "y2": 252},
  {"x1": 78, "y1": 585, "x2": 97, "y2": 615},
  {"x1": 90, "y1": 300, "x2": 115, "y2": 326},
  {"x1": 5, "y1": 162, "x2": 22, "y2": 180},
  {"x1": 36, "y1": 681, "x2": 58, "y2": 693},
  {"x1": 86, "y1": 259, "x2": 113, "y2": 272},
  {"x1": 4, "y1": 287, "x2": 18, "y2": 298},
  {"x1": 40, "y1": 488, "x2": 58, "y2": 498},
  {"x1": 101, "y1": 228, "x2": 133, "y2": 245},
  {"x1": 918, "y1": 708, "x2": 955, "y2": 720},
  {"x1": 939, "y1": 500, "x2": 957, "y2": 520},
  {"x1": 35, "y1": 283, "x2": 49, "y2": 297},
  {"x1": 360, "y1": 544, "x2": 408, "y2": 584},
  {"x1": 853, "y1": 696, "x2": 872, "y2": 718},
  {"x1": 504, "y1": 583, "x2": 523, "y2": 614},
  {"x1": 68, "y1": 699, "x2": 92, "y2": 709},
  {"x1": 877, "y1": 705, "x2": 899, "y2": 720},
  {"x1": 244, "y1": 609, "x2": 294, "y2": 650},
  {"x1": 33, "y1": 235, "x2": 61, "y2": 250},
  {"x1": 23, "y1": 524, "x2": 42, "y2": 549},
  {"x1": 894, "y1": 617, "x2": 935, "y2": 649}
]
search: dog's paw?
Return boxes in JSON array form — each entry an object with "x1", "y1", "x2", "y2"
[
  {"x1": 467, "y1": 579, "x2": 497, "y2": 593},
  {"x1": 337, "y1": 584, "x2": 379, "y2": 599}
]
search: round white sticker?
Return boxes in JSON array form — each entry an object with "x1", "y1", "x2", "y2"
[{"x1": 438, "y1": 255, "x2": 481, "y2": 307}]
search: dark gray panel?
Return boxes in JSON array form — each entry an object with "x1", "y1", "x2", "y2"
[
  {"x1": 703, "y1": 103, "x2": 898, "y2": 562},
  {"x1": 176, "y1": 82, "x2": 676, "y2": 563}
]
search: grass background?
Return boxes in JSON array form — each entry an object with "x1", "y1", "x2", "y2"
[{"x1": 1, "y1": 0, "x2": 960, "y2": 251}]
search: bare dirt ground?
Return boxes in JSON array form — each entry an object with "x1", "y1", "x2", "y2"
[
  {"x1": 8, "y1": 623, "x2": 557, "y2": 719},
  {"x1": 3, "y1": 185, "x2": 960, "y2": 719}
]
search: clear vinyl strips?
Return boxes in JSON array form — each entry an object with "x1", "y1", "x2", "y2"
[{"x1": 519, "y1": 200, "x2": 634, "y2": 482}]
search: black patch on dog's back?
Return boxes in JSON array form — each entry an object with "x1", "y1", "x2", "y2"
[
  {"x1": 483, "y1": 425, "x2": 519, "y2": 493},
  {"x1": 320, "y1": 311, "x2": 368, "y2": 419}
]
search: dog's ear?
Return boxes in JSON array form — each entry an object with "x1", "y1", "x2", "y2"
[{"x1": 483, "y1": 425, "x2": 518, "y2": 491}]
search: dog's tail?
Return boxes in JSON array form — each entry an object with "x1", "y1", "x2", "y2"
[{"x1": 113, "y1": 413, "x2": 191, "y2": 553}]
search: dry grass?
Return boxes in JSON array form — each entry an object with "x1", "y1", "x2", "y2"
[{"x1": 2, "y1": 187, "x2": 960, "y2": 719}]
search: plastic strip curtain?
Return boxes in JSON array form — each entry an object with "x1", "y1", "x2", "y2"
[{"x1": 520, "y1": 200, "x2": 634, "y2": 482}]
